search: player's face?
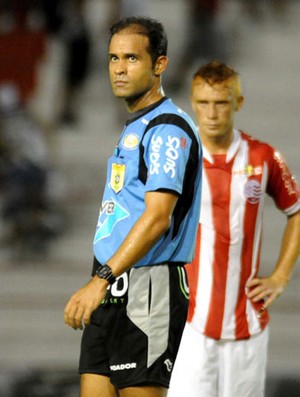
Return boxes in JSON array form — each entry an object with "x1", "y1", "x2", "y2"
[
  {"x1": 109, "y1": 30, "x2": 157, "y2": 104},
  {"x1": 191, "y1": 78, "x2": 243, "y2": 144}
]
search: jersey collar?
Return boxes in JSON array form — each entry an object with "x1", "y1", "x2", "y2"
[{"x1": 203, "y1": 129, "x2": 242, "y2": 164}]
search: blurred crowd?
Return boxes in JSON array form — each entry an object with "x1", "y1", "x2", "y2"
[
  {"x1": 0, "y1": 0, "x2": 91, "y2": 259},
  {"x1": 0, "y1": 0, "x2": 293, "y2": 260},
  {"x1": 0, "y1": 82, "x2": 65, "y2": 260}
]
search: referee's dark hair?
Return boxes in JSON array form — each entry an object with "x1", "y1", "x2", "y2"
[{"x1": 109, "y1": 16, "x2": 168, "y2": 65}]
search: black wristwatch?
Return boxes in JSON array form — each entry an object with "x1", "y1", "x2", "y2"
[{"x1": 95, "y1": 264, "x2": 116, "y2": 285}]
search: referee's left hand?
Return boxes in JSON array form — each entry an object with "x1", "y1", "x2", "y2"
[{"x1": 64, "y1": 277, "x2": 108, "y2": 330}]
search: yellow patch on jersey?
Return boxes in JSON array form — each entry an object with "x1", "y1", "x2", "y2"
[{"x1": 111, "y1": 163, "x2": 125, "y2": 193}]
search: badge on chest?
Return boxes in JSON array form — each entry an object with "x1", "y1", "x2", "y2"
[{"x1": 111, "y1": 163, "x2": 126, "y2": 193}]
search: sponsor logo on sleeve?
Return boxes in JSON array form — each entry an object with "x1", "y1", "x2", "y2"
[
  {"x1": 274, "y1": 151, "x2": 299, "y2": 195},
  {"x1": 149, "y1": 135, "x2": 181, "y2": 178},
  {"x1": 149, "y1": 135, "x2": 163, "y2": 175},
  {"x1": 163, "y1": 136, "x2": 180, "y2": 178}
]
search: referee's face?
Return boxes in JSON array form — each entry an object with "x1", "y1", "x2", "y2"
[{"x1": 108, "y1": 29, "x2": 158, "y2": 107}]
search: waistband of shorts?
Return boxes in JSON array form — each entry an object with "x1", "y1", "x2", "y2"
[
  {"x1": 137, "y1": 262, "x2": 186, "y2": 267},
  {"x1": 92, "y1": 257, "x2": 185, "y2": 275}
]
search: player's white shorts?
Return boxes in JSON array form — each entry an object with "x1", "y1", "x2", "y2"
[{"x1": 168, "y1": 322, "x2": 269, "y2": 397}]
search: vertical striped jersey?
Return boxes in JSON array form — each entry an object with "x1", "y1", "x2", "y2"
[{"x1": 187, "y1": 129, "x2": 300, "y2": 340}]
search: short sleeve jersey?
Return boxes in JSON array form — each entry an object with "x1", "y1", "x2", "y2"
[
  {"x1": 93, "y1": 98, "x2": 202, "y2": 267},
  {"x1": 187, "y1": 130, "x2": 300, "y2": 340}
]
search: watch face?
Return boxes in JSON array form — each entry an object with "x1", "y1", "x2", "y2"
[
  {"x1": 97, "y1": 266, "x2": 109, "y2": 278},
  {"x1": 96, "y1": 265, "x2": 115, "y2": 284}
]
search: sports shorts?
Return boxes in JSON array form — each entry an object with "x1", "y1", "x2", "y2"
[
  {"x1": 168, "y1": 322, "x2": 269, "y2": 397},
  {"x1": 79, "y1": 262, "x2": 189, "y2": 389}
]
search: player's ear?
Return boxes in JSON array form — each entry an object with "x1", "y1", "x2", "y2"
[
  {"x1": 154, "y1": 56, "x2": 168, "y2": 76},
  {"x1": 236, "y1": 95, "x2": 244, "y2": 111}
]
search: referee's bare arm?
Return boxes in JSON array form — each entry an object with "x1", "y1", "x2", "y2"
[{"x1": 64, "y1": 190, "x2": 178, "y2": 330}]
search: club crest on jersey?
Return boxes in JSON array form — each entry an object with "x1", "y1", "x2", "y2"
[
  {"x1": 244, "y1": 180, "x2": 262, "y2": 204},
  {"x1": 122, "y1": 134, "x2": 139, "y2": 150},
  {"x1": 111, "y1": 163, "x2": 125, "y2": 193}
]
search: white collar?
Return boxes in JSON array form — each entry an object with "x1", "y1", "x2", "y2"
[{"x1": 202, "y1": 129, "x2": 242, "y2": 164}]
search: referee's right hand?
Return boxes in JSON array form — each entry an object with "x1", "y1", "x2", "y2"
[{"x1": 64, "y1": 276, "x2": 108, "y2": 330}]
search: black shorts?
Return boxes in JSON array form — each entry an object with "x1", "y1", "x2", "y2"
[{"x1": 79, "y1": 263, "x2": 189, "y2": 389}]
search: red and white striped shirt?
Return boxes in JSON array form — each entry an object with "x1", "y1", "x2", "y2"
[{"x1": 187, "y1": 130, "x2": 300, "y2": 340}]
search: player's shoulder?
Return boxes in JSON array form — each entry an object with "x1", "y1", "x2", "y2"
[{"x1": 240, "y1": 130, "x2": 275, "y2": 156}]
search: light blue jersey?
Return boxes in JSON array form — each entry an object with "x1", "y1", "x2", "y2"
[{"x1": 93, "y1": 98, "x2": 202, "y2": 267}]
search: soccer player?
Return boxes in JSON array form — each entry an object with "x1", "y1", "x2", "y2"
[
  {"x1": 64, "y1": 17, "x2": 202, "y2": 397},
  {"x1": 168, "y1": 61, "x2": 300, "y2": 397}
]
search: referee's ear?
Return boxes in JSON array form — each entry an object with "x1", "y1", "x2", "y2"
[{"x1": 154, "y1": 55, "x2": 169, "y2": 76}]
